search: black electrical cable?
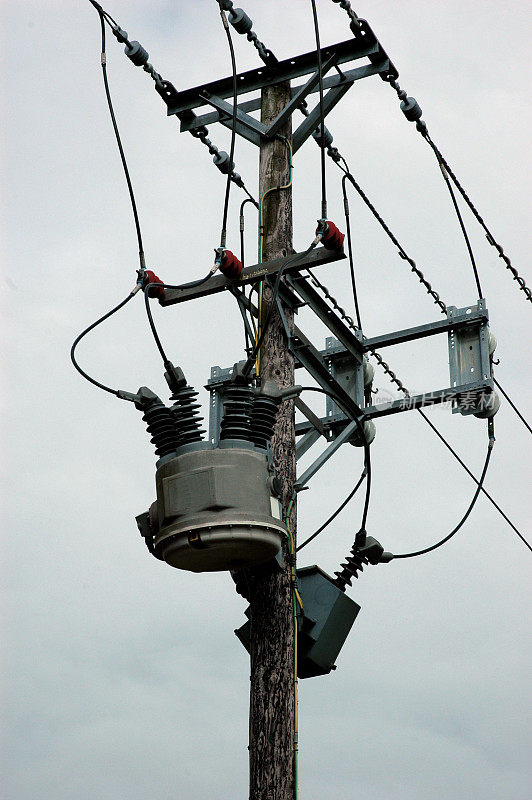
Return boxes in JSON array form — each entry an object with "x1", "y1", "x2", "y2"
[
  {"x1": 393, "y1": 434, "x2": 494, "y2": 559},
  {"x1": 417, "y1": 408, "x2": 532, "y2": 553},
  {"x1": 93, "y1": 6, "x2": 145, "y2": 269},
  {"x1": 421, "y1": 131, "x2": 532, "y2": 305},
  {"x1": 432, "y1": 150, "x2": 483, "y2": 298},
  {"x1": 493, "y1": 378, "x2": 532, "y2": 435},
  {"x1": 71, "y1": 290, "x2": 138, "y2": 396},
  {"x1": 341, "y1": 174, "x2": 362, "y2": 329},
  {"x1": 239, "y1": 197, "x2": 258, "y2": 268},
  {"x1": 143, "y1": 289, "x2": 171, "y2": 367},
  {"x1": 218, "y1": 3, "x2": 239, "y2": 248},
  {"x1": 297, "y1": 385, "x2": 372, "y2": 533},
  {"x1": 309, "y1": 0, "x2": 327, "y2": 219},
  {"x1": 297, "y1": 468, "x2": 366, "y2": 552},
  {"x1": 141, "y1": 271, "x2": 214, "y2": 367}
]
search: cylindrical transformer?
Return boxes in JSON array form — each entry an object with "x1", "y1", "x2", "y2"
[{"x1": 151, "y1": 443, "x2": 286, "y2": 572}]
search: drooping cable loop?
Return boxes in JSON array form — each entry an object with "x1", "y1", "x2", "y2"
[
  {"x1": 297, "y1": 469, "x2": 366, "y2": 552},
  {"x1": 392, "y1": 432, "x2": 495, "y2": 559},
  {"x1": 71, "y1": 289, "x2": 139, "y2": 397}
]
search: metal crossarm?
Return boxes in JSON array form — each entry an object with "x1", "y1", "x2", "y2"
[
  {"x1": 160, "y1": 20, "x2": 397, "y2": 153},
  {"x1": 159, "y1": 246, "x2": 345, "y2": 306}
]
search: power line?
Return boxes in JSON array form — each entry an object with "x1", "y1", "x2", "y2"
[
  {"x1": 393, "y1": 433, "x2": 494, "y2": 559},
  {"x1": 217, "y1": 3, "x2": 239, "y2": 249},
  {"x1": 71, "y1": 290, "x2": 139, "y2": 397},
  {"x1": 93, "y1": 5, "x2": 145, "y2": 269},
  {"x1": 493, "y1": 378, "x2": 532, "y2": 436},
  {"x1": 309, "y1": 0, "x2": 327, "y2": 219},
  {"x1": 297, "y1": 469, "x2": 366, "y2": 552}
]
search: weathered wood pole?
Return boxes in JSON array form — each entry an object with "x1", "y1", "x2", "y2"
[{"x1": 248, "y1": 80, "x2": 297, "y2": 800}]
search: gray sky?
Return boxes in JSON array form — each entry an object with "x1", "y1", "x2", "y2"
[{"x1": 1, "y1": 1, "x2": 531, "y2": 798}]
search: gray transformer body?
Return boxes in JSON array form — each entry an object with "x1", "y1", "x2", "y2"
[{"x1": 151, "y1": 442, "x2": 286, "y2": 572}]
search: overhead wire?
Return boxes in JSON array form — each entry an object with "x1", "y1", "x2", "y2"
[
  {"x1": 71, "y1": 290, "x2": 139, "y2": 397},
  {"x1": 217, "y1": 2, "x2": 239, "y2": 249},
  {"x1": 341, "y1": 173, "x2": 363, "y2": 329},
  {"x1": 297, "y1": 469, "x2": 366, "y2": 552},
  {"x1": 297, "y1": 386, "x2": 372, "y2": 534},
  {"x1": 432, "y1": 149, "x2": 483, "y2": 298},
  {"x1": 305, "y1": 148, "x2": 530, "y2": 552},
  {"x1": 309, "y1": 0, "x2": 327, "y2": 219},
  {"x1": 93, "y1": 5, "x2": 145, "y2": 270},
  {"x1": 393, "y1": 430, "x2": 495, "y2": 559}
]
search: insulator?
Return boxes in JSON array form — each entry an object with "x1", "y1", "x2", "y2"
[
  {"x1": 473, "y1": 391, "x2": 500, "y2": 420},
  {"x1": 220, "y1": 250, "x2": 243, "y2": 280},
  {"x1": 220, "y1": 383, "x2": 254, "y2": 442},
  {"x1": 250, "y1": 394, "x2": 279, "y2": 449},
  {"x1": 229, "y1": 8, "x2": 253, "y2": 34},
  {"x1": 318, "y1": 221, "x2": 345, "y2": 250},
  {"x1": 333, "y1": 547, "x2": 368, "y2": 592},
  {"x1": 363, "y1": 357, "x2": 375, "y2": 387},
  {"x1": 312, "y1": 124, "x2": 333, "y2": 148},
  {"x1": 400, "y1": 96, "x2": 422, "y2": 122},
  {"x1": 143, "y1": 270, "x2": 165, "y2": 299},
  {"x1": 169, "y1": 384, "x2": 205, "y2": 445},
  {"x1": 142, "y1": 400, "x2": 181, "y2": 458},
  {"x1": 125, "y1": 41, "x2": 150, "y2": 67},
  {"x1": 213, "y1": 150, "x2": 234, "y2": 175},
  {"x1": 350, "y1": 419, "x2": 376, "y2": 447}
]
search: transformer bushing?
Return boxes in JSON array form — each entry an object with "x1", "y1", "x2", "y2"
[{"x1": 150, "y1": 443, "x2": 286, "y2": 572}]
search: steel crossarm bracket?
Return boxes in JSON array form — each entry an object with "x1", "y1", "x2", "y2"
[
  {"x1": 159, "y1": 246, "x2": 345, "y2": 306},
  {"x1": 198, "y1": 92, "x2": 267, "y2": 147},
  {"x1": 285, "y1": 273, "x2": 364, "y2": 359},
  {"x1": 288, "y1": 329, "x2": 365, "y2": 423},
  {"x1": 362, "y1": 305, "x2": 489, "y2": 351},
  {"x1": 295, "y1": 420, "x2": 360, "y2": 491},
  {"x1": 181, "y1": 60, "x2": 391, "y2": 134},
  {"x1": 164, "y1": 29, "x2": 395, "y2": 118},
  {"x1": 292, "y1": 81, "x2": 354, "y2": 154},
  {"x1": 363, "y1": 379, "x2": 494, "y2": 419},
  {"x1": 265, "y1": 52, "x2": 339, "y2": 139},
  {"x1": 296, "y1": 429, "x2": 322, "y2": 460}
]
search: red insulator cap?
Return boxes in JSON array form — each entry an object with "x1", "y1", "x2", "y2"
[
  {"x1": 317, "y1": 221, "x2": 345, "y2": 250},
  {"x1": 143, "y1": 270, "x2": 165, "y2": 299},
  {"x1": 219, "y1": 250, "x2": 243, "y2": 280}
]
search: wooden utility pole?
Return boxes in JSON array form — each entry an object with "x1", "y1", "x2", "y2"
[{"x1": 248, "y1": 81, "x2": 296, "y2": 800}]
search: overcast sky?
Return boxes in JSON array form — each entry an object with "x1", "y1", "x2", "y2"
[{"x1": 1, "y1": 1, "x2": 531, "y2": 799}]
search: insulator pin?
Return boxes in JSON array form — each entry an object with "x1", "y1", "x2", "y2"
[
  {"x1": 229, "y1": 8, "x2": 253, "y2": 34},
  {"x1": 124, "y1": 41, "x2": 150, "y2": 67},
  {"x1": 219, "y1": 250, "x2": 243, "y2": 280},
  {"x1": 400, "y1": 96, "x2": 423, "y2": 122}
]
